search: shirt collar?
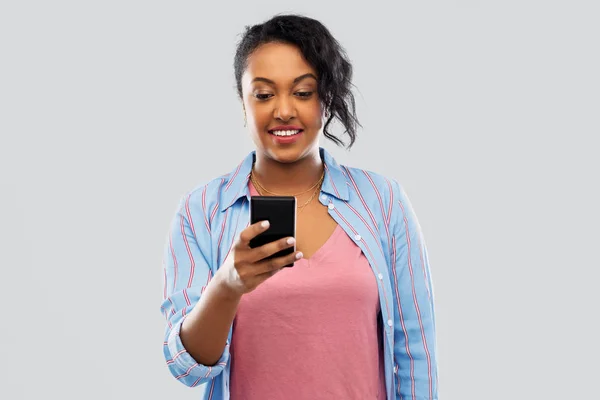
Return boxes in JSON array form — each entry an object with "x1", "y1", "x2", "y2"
[{"x1": 220, "y1": 147, "x2": 349, "y2": 212}]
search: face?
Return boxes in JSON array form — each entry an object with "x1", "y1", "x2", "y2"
[{"x1": 241, "y1": 42, "x2": 324, "y2": 164}]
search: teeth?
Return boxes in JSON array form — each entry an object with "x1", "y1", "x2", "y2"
[{"x1": 271, "y1": 130, "x2": 300, "y2": 136}]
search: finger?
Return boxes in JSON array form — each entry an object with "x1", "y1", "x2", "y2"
[
  {"x1": 249, "y1": 236, "x2": 296, "y2": 263},
  {"x1": 255, "y1": 250, "x2": 304, "y2": 275},
  {"x1": 238, "y1": 220, "x2": 270, "y2": 245}
]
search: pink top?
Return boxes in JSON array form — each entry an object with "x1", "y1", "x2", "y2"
[{"x1": 229, "y1": 182, "x2": 386, "y2": 399}]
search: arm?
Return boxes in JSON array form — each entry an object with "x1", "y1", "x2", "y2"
[
  {"x1": 160, "y1": 193, "x2": 299, "y2": 387},
  {"x1": 160, "y1": 193, "x2": 234, "y2": 387},
  {"x1": 179, "y1": 274, "x2": 241, "y2": 366},
  {"x1": 389, "y1": 181, "x2": 438, "y2": 399}
]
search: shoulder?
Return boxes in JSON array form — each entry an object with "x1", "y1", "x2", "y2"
[
  {"x1": 184, "y1": 174, "x2": 228, "y2": 202},
  {"x1": 179, "y1": 153, "x2": 252, "y2": 212},
  {"x1": 340, "y1": 164, "x2": 417, "y2": 226},
  {"x1": 173, "y1": 172, "x2": 232, "y2": 218},
  {"x1": 340, "y1": 164, "x2": 403, "y2": 204}
]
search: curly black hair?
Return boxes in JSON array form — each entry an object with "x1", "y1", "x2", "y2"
[{"x1": 234, "y1": 14, "x2": 360, "y2": 149}]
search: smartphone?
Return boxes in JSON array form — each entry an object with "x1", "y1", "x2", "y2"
[{"x1": 249, "y1": 196, "x2": 297, "y2": 267}]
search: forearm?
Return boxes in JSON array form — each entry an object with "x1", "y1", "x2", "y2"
[{"x1": 179, "y1": 272, "x2": 241, "y2": 366}]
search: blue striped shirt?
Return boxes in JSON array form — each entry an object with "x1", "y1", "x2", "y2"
[{"x1": 161, "y1": 147, "x2": 438, "y2": 399}]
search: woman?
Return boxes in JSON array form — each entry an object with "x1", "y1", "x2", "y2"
[{"x1": 161, "y1": 14, "x2": 438, "y2": 400}]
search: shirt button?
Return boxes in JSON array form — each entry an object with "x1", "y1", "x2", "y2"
[
  {"x1": 354, "y1": 234, "x2": 362, "y2": 241},
  {"x1": 328, "y1": 203, "x2": 335, "y2": 210},
  {"x1": 394, "y1": 365, "x2": 398, "y2": 373},
  {"x1": 387, "y1": 319, "x2": 393, "y2": 328},
  {"x1": 321, "y1": 195, "x2": 328, "y2": 201},
  {"x1": 378, "y1": 273, "x2": 383, "y2": 280}
]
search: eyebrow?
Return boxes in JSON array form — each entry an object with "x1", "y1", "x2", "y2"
[{"x1": 251, "y1": 73, "x2": 317, "y2": 85}]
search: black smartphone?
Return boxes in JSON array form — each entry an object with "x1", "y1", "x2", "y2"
[{"x1": 249, "y1": 196, "x2": 297, "y2": 267}]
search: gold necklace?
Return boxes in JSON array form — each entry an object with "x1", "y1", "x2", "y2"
[
  {"x1": 297, "y1": 185, "x2": 321, "y2": 214},
  {"x1": 250, "y1": 169, "x2": 325, "y2": 197},
  {"x1": 252, "y1": 181, "x2": 321, "y2": 213},
  {"x1": 250, "y1": 170, "x2": 324, "y2": 213}
]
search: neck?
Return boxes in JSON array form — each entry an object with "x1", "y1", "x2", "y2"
[{"x1": 252, "y1": 149, "x2": 324, "y2": 195}]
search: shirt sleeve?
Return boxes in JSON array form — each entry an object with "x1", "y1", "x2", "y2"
[
  {"x1": 160, "y1": 192, "x2": 230, "y2": 387},
  {"x1": 390, "y1": 180, "x2": 438, "y2": 400}
]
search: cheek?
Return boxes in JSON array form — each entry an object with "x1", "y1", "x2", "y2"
[
  {"x1": 248, "y1": 105, "x2": 271, "y2": 128},
  {"x1": 302, "y1": 102, "x2": 323, "y2": 129}
]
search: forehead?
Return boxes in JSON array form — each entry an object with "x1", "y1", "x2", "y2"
[{"x1": 243, "y1": 42, "x2": 316, "y2": 83}]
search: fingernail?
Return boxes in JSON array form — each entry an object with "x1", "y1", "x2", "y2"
[
  {"x1": 296, "y1": 252, "x2": 303, "y2": 259},
  {"x1": 287, "y1": 237, "x2": 295, "y2": 245},
  {"x1": 261, "y1": 220, "x2": 270, "y2": 228}
]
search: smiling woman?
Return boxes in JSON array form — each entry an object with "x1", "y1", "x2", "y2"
[{"x1": 160, "y1": 14, "x2": 438, "y2": 400}]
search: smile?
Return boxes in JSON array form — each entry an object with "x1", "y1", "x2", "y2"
[{"x1": 269, "y1": 129, "x2": 302, "y2": 137}]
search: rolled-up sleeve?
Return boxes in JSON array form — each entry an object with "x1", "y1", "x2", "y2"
[
  {"x1": 160, "y1": 192, "x2": 230, "y2": 387},
  {"x1": 390, "y1": 181, "x2": 438, "y2": 400}
]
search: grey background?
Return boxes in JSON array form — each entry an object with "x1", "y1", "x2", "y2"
[{"x1": 1, "y1": 1, "x2": 598, "y2": 399}]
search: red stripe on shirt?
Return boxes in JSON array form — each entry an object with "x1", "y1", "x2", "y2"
[
  {"x1": 208, "y1": 377, "x2": 217, "y2": 399},
  {"x1": 211, "y1": 179, "x2": 225, "y2": 225},
  {"x1": 391, "y1": 235, "x2": 416, "y2": 397},
  {"x1": 386, "y1": 180, "x2": 394, "y2": 225},
  {"x1": 324, "y1": 164, "x2": 341, "y2": 197},
  {"x1": 345, "y1": 201, "x2": 385, "y2": 255},
  {"x1": 398, "y1": 199, "x2": 433, "y2": 399},
  {"x1": 202, "y1": 186, "x2": 211, "y2": 233},
  {"x1": 169, "y1": 232, "x2": 178, "y2": 293},
  {"x1": 185, "y1": 193, "x2": 197, "y2": 238},
  {"x1": 183, "y1": 289, "x2": 191, "y2": 307},
  {"x1": 175, "y1": 363, "x2": 198, "y2": 380},
  {"x1": 344, "y1": 167, "x2": 380, "y2": 236},
  {"x1": 172, "y1": 349, "x2": 186, "y2": 360},
  {"x1": 180, "y1": 215, "x2": 196, "y2": 289},
  {"x1": 225, "y1": 161, "x2": 242, "y2": 192},
  {"x1": 365, "y1": 171, "x2": 391, "y2": 249},
  {"x1": 222, "y1": 198, "x2": 247, "y2": 264},
  {"x1": 217, "y1": 209, "x2": 230, "y2": 267},
  {"x1": 191, "y1": 375, "x2": 203, "y2": 387}
]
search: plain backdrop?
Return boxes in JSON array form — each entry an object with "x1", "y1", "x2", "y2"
[{"x1": 1, "y1": 1, "x2": 599, "y2": 399}]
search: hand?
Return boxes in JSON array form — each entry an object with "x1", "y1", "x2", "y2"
[{"x1": 217, "y1": 220, "x2": 303, "y2": 297}]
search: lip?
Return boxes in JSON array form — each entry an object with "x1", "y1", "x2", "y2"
[
  {"x1": 268, "y1": 125, "x2": 304, "y2": 133},
  {"x1": 267, "y1": 125, "x2": 304, "y2": 145},
  {"x1": 269, "y1": 130, "x2": 304, "y2": 145}
]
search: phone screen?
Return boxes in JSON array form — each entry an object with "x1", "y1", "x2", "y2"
[{"x1": 249, "y1": 196, "x2": 296, "y2": 267}]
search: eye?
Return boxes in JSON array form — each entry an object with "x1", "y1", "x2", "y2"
[
  {"x1": 295, "y1": 91, "x2": 314, "y2": 98},
  {"x1": 254, "y1": 93, "x2": 273, "y2": 100}
]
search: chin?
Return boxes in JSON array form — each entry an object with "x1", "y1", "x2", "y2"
[{"x1": 265, "y1": 146, "x2": 305, "y2": 164}]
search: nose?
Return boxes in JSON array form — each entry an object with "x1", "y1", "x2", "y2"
[{"x1": 274, "y1": 96, "x2": 295, "y2": 122}]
